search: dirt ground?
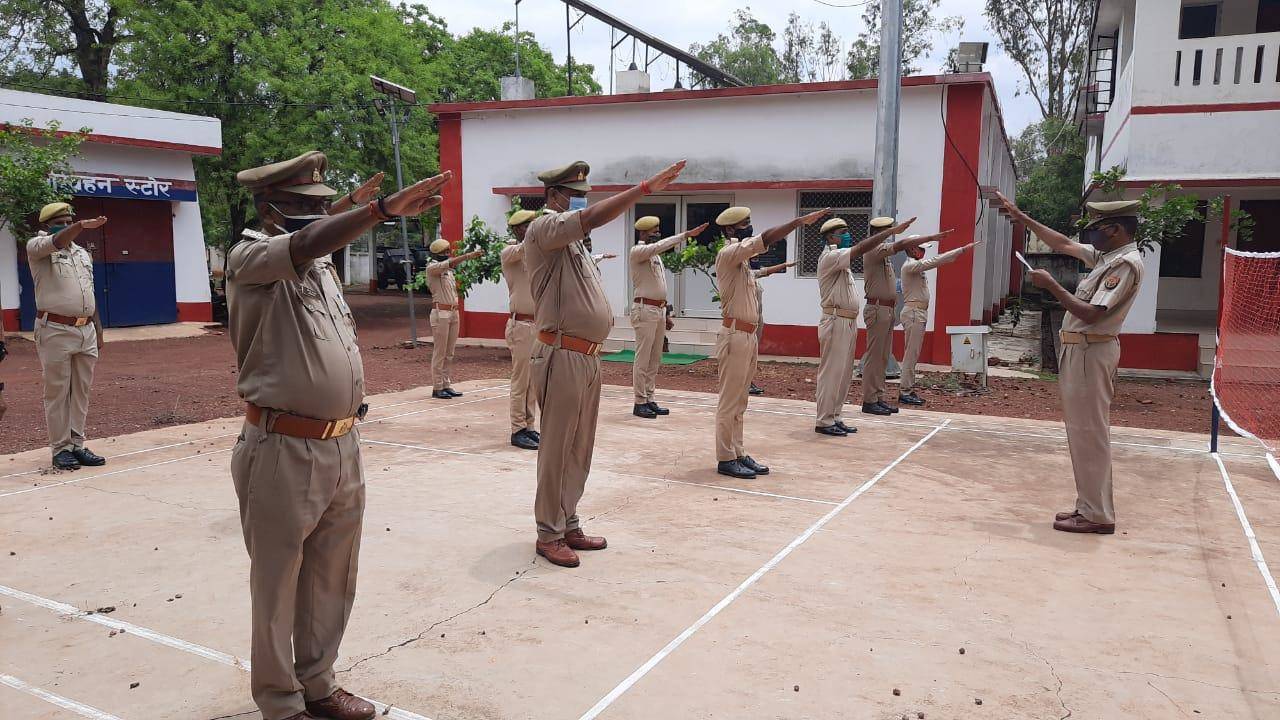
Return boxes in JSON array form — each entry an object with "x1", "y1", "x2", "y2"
[{"x1": 0, "y1": 293, "x2": 1215, "y2": 454}]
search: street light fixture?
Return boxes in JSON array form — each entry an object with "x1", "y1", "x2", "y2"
[{"x1": 370, "y1": 74, "x2": 421, "y2": 347}]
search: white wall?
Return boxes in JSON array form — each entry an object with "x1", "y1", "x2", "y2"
[
  {"x1": 1125, "y1": 111, "x2": 1280, "y2": 181},
  {"x1": 71, "y1": 144, "x2": 198, "y2": 181},
  {"x1": 0, "y1": 89, "x2": 221, "y2": 150},
  {"x1": 0, "y1": 226, "x2": 18, "y2": 318},
  {"x1": 172, "y1": 201, "x2": 211, "y2": 306},
  {"x1": 1124, "y1": 244, "x2": 1162, "y2": 333}
]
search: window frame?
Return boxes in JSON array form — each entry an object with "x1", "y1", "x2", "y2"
[{"x1": 795, "y1": 189, "x2": 874, "y2": 278}]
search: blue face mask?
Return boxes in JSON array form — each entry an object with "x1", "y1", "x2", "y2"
[
  {"x1": 568, "y1": 196, "x2": 589, "y2": 212},
  {"x1": 47, "y1": 224, "x2": 69, "y2": 235},
  {"x1": 837, "y1": 232, "x2": 853, "y2": 249}
]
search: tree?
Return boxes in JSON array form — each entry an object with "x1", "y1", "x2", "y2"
[
  {"x1": 846, "y1": 0, "x2": 963, "y2": 79},
  {"x1": 0, "y1": 120, "x2": 86, "y2": 241},
  {"x1": 985, "y1": 0, "x2": 1093, "y2": 120},
  {"x1": 0, "y1": 0, "x2": 130, "y2": 101},
  {"x1": 690, "y1": 8, "x2": 786, "y2": 86},
  {"x1": 1091, "y1": 167, "x2": 1254, "y2": 254},
  {"x1": 1012, "y1": 117, "x2": 1085, "y2": 235},
  {"x1": 663, "y1": 233, "x2": 726, "y2": 302},
  {"x1": 780, "y1": 13, "x2": 844, "y2": 83},
  {"x1": 437, "y1": 25, "x2": 601, "y2": 103}
]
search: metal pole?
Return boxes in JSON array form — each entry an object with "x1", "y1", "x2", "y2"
[
  {"x1": 515, "y1": 0, "x2": 522, "y2": 78},
  {"x1": 566, "y1": 4, "x2": 573, "y2": 95},
  {"x1": 1211, "y1": 194, "x2": 1232, "y2": 452},
  {"x1": 872, "y1": 0, "x2": 903, "y2": 220},
  {"x1": 389, "y1": 102, "x2": 418, "y2": 347}
]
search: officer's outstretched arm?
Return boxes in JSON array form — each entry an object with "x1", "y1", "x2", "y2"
[
  {"x1": 848, "y1": 217, "x2": 917, "y2": 261},
  {"x1": 761, "y1": 209, "x2": 829, "y2": 247},
  {"x1": 290, "y1": 172, "x2": 450, "y2": 265},
  {"x1": 578, "y1": 161, "x2": 687, "y2": 234},
  {"x1": 993, "y1": 191, "x2": 1080, "y2": 254}
]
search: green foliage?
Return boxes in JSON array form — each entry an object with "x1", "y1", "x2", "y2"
[
  {"x1": 0, "y1": 120, "x2": 86, "y2": 241},
  {"x1": 663, "y1": 233, "x2": 726, "y2": 301},
  {"x1": 690, "y1": 8, "x2": 786, "y2": 86},
  {"x1": 846, "y1": 0, "x2": 963, "y2": 79},
  {"x1": 411, "y1": 216, "x2": 507, "y2": 300},
  {"x1": 1013, "y1": 117, "x2": 1086, "y2": 235},
  {"x1": 984, "y1": 0, "x2": 1093, "y2": 120},
  {"x1": 0, "y1": 0, "x2": 126, "y2": 100},
  {"x1": 1090, "y1": 166, "x2": 1254, "y2": 252},
  {"x1": 438, "y1": 24, "x2": 600, "y2": 102}
]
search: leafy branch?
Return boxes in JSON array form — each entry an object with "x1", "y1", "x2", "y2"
[
  {"x1": 0, "y1": 119, "x2": 87, "y2": 242},
  {"x1": 411, "y1": 214, "x2": 507, "y2": 300},
  {"x1": 1089, "y1": 166, "x2": 1253, "y2": 252},
  {"x1": 663, "y1": 233, "x2": 725, "y2": 302}
]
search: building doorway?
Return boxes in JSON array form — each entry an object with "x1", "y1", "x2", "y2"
[{"x1": 631, "y1": 195, "x2": 731, "y2": 319}]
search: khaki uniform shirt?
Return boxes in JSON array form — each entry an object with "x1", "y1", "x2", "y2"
[
  {"x1": 1061, "y1": 241, "x2": 1144, "y2": 335},
  {"x1": 901, "y1": 247, "x2": 965, "y2": 306},
  {"x1": 630, "y1": 235, "x2": 683, "y2": 302},
  {"x1": 500, "y1": 242, "x2": 535, "y2": 316},
  {"x1": 863, "y1": 242, "x2": 897, "y2": 302},
  {"x1": 817, "y1": 245, "x2": 860, "y2": 312},
  {"x1": 716, "y1": 236, "x2": 766, "y2": 324},
  {"x1": 524, "y1": 209, "x2": 614, "y2": 343},
  {"x1": 226, "y1": 229, "x2": 364, "y2": 421},
  {"x1": 26, "y1": 232, "x2": 96, "y2": 317},
  {"x1": 426, "y1": 260, "x2": 459, "y2": 305}
]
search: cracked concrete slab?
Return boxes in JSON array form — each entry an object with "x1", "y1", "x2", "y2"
[{"x1": 1, "y1": 380, "x2": 1277, "y2": 720}]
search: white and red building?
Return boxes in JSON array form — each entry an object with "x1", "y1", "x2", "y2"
[
  {"x1": 0, "y1": 89, "x2": 222, "y2": 331},
  {"x1": 430, "y1": 74, "x2": 1022, "y2": 366},
  {"x1": 1081, "y1": 0, "x2": 1280, "y2": 375}
]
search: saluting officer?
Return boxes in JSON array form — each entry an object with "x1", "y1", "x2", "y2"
[
  {"x1": 426, "y1": 238, "x2": 483, "y2": 400},
  {"x1": 501, "y1": 209, "x2": 540, "y2": 450},
  {"x1": 714, "y1": 205, "x2": 828, "y2": 479},
  {"x1": 814, "y1": 218, "x2": 862, "y2": 437},
  {"x1": 525, "y1": 159, "x2": 688, "y2": 568},
  {"x1": 228, "y1": 149, "x2": 450, "y2": 720},
  {"x1": 27, "y1": 203, "x2": 108, "y2": 470},
  {"x1": 629, "y1": 216, "x2": 706, "y2": 419},
  {"x1": 897, "y1": 236, "x2": 980, "y2": 406},
  {"x1": 996, "y1": 193, "x2": 1145, "y2": 535}
]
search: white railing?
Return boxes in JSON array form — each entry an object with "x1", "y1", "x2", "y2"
[{"x1": 1165, "y1": 32, "x2": 1280, "y2": 104}]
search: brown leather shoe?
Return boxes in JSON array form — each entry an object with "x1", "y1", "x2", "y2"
[
  {"x1": 282, "y1": 714, "x2": 319, "y2": 720},
  {"x1": 1055, "y1": 510, "x2": 1080, "y2": 521},
  {"x1": 565, "y1": 528, "x2": 608, "y2": 551},
  {"x1": 536, "y1": 538, "x2": 580, "y2": 567},
  {"x1": 305, "y1": 688, "x2": 375, "y2": 720},
  {"x1": 1052, "y1": 515, "x2": 1115, "y2": 534}
]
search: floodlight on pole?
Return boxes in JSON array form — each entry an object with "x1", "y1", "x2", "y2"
[
  {"x1": 955, "y1": 42, "x2": 989, "y2": 73},
  {"x1": 370, "y1": 74, "x2": 421, "y2": 348}
]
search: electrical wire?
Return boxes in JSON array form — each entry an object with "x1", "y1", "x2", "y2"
[{"x1": 811, "y1": 0, "x2": 875, "y2": 7}]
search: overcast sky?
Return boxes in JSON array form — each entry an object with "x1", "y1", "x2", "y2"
[{"x1": 430, "y1": 0, "x2": 1042, "y2": 136}]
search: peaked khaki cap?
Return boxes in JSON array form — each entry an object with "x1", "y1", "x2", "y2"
[
  {"x1": 715, "y1": 206, "x2": 751, "y2": 226},
  {"x1": 236, "y1": 150, "x2": 337, "y2": 196},
  {"x1": 537, "y1": 161, "x2": 591, "y2": 192}
]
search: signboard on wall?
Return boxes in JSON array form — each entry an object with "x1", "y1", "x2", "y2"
[{"x1": 48, "y1": 172, "x2": 198, "y2": 202}]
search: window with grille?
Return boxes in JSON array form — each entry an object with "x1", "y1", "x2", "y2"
[
  {"x1": 517, "y1": 195, "x2": 547, "y2": 211},
  {"x1": 797, "y1": 190, "x2": 873, "y2": 277}
]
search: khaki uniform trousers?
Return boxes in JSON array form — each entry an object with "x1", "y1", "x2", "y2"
[
  {"x1": 899, "y1": 306, "x2": 928, "y2": 394},
  {"x1": 815, "y1": 313, "x2": 857, "y2": 427},
  {"x1": 531, "y1": 342, "x2": 602, "y2": 542},
  {"x1": 861, "y1": 305, "x2": 894, "y2": 404},
  {"x1": 231, "y1": 422, "x2": 365, "y2": 720},
  {"x1": 715, "y1": 327, "x2": 758, "y2": 462},
  {"x1": 34, "y1": 318, "x2": 98, "y2": 454},
  {"x1": 630, "y1": 304, "x2": 666, "y2": 404},
  {"x1": 430, "y1": 308, "x2": 460, "y2": 393},
  {"x1": 1058, "y1": 339, "x2": 1121, "y2": 525},
  {"x1": 505, "y1": 318, "x2": 538, "y2": 433}
]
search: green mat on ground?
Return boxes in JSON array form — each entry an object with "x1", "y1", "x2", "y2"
[{"x1": 600, "y1": 349, "x2": 707, "y2": 365}]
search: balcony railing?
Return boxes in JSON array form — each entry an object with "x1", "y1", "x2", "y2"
[{"x1": 1170, "y1": 31, "x2": 1280, "y2": 104}]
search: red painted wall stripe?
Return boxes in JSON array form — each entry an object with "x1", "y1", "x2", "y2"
[
  {"x1": 493, "y1": 179, "x2": 873, "y2": 196},
  {"x1": 176, "y1": 302, "x2": 213, "y2": 323},
  {"x1": 1, "y1": 308, "x2": 18, "y2": 332},
  {"x1": 1118, "y1": 332, "x2": 1199, "y2": 372},
  {"x1": 438, "y1": 112, "x2": 466, "y2": 335},
  {"x1": 933, "y1": 83, "x2": 985, "y2": 365},
  {"x1": 463, "y1": 311, "x2": 508, "y2": 341},
  {"x1": 1131, "y1": 101, "x2": 1280, "y2": 115},
  {"x1": 0, "y1": 124, "x2": 222, "y2": 156}
]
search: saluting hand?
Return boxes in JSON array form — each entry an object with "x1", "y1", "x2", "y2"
[
  {"x1": 646, "y1": 160, "x2": 687, "y2": 193},
  {"x1": 685, "y1": 222, "x2": 710, "y2": 238},
  {"x1": 890, "y1": 217, "x2": 918, "y2": 235},
  {"x1": 79, "y1": 216, "x2": 108, "y2": 230},
  {"x1": 784, "y1": 260, "x2": 799, "y2": 269},
  {"x1": 350, "y1": 172, "x2": 386, "y2": 205},
  {"x1": 993, "y1": 191, "x2": 1027, "y2": 221},
  {"x1": 800, "y1": 208, "x2": 830, "y2": 225},
  {"x1": 384, "y1": 171, "x2": 452, "y2": 217}
]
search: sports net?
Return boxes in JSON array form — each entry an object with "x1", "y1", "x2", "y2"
[{"x1": 1212, "y1": 248, "x2": 1280, "y2": 472}]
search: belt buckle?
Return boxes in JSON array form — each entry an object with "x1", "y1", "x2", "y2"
[
  {"x1": 75, "y1": 316, "x2": 89, "y2": 327},
  {"x1": 325, "y1": 416, "x2": 355, "y2": 439},
  {"x1": 587, "y1": 342, "x2": 601, "y2": 356}
]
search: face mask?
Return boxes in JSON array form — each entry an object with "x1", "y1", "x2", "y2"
[
  {"x1": 738, "y1": 224, "x2": 754, "y2": 239},
  {"x1": 837, "y1": 232, "x2": 853, "y2": 249},
  {"x1": 1081, "y1": 227, "x2": 1106, "y2": 246},
  {"x1": 47, "y1": 224, "x2": 68, "y2": 235},
  {"x1": 568, "y1": 196, "x2": 589, "y2": 212},
  {"x1": 268, "y1": 203, "x2": 326, "y2": 233}
]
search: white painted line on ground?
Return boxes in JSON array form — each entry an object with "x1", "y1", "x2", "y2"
[
  {"x1": 360, "y1": 438, "x2": 839, "y2": 507},
  {"x1": 1212, "y1": 454, "x2": 1280, "y2": 618},
  {"x1": 0, "y1": 584, "x2": 434, "y2": 720},
  {"x1": 576, "y1": 419, "x2": 952, "y2": 720},
  {"x1": 0, "y1": 673, "x2": 124, "y2": 720},
  {"x1": 0, "y1": 448, "x2": 234, "y2": 499}
]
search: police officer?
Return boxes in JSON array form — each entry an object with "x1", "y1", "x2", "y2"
[
  {"x1": 629, "y1": 216, "x2": 706, "y2": 419},
  {"x1": 897, "y1": 236, "x2": 980, "y2": 406},
  {"x1": 27, "y1": 203, "x2": 108, "y2": 470},
  {"x1": 814, "y1": 218, "x2": 861, "y2": 437},
  {"x1": 426, "y1": 239, "x2": 483, "y2": 400},
  {"x1": 526, "y1": 159, "x2": 687, "y2": 568},
  {"x1": 228, "y1": 149, "x2": 450, "y2": 720},
  {"x1": 501, "y1": 209, "x2": 541, "y2": 450},
  {"x1": 714, "y1": 205, "x2": 828, "y2": 479},
  {"x1": 995, "y1": 193, "x2": 1144, "y2": 535}
]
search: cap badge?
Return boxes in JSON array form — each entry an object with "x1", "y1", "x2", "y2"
[{"x1": 312, "y1": 169, "x2": 323, "y2": 182}]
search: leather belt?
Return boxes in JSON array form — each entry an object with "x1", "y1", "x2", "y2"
[
  {"x1": 38, "y1": 311, "x2": 91, "y2": 327},
  {"x1": 866, "y1": 298, "x2": 896, "y2": 308},
  {"x1": 537, "y1": 330, "x2": 602, "y2": 356},
  {"x1": 511, "y1": 313, "x2": 534, "y2": 322},
  {"x1": 634, "y1": 297, "x2": 665, "y2": 307},
  {"x1": 722, "y1": 317, "x2": 758, "y2": 334},
  {"x1": 1060, "y1": 330, "x2": 1117, "y2": 345},
  {"x1": 246, "y1": 403, "x2": 356, "y2": 440},
  {"x1": 904, "y1": 300, "x2": 929, "y2": 310},
  {"x1": 433, "y1": 302, "x2": 458, "y2": 311},
  {"x1": 822, "y1": 307, "x2": 859, "y2": 320}
]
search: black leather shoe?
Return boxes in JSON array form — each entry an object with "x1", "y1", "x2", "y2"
[
  {"x1": 71, "y1": 447, "x2": 105, "y2": 466},
  {"x1": 815, "y1": 424, "x2": 847, "y2": 437},
  {"x1": 738, "y1": 455, "x2": 770, "y2": 475},
  {"x1": 876, "y1": 401, "x2": 899, "y2": 414},
  {"x1": 445, "y1": 388, "x2": 464, "y2": 397},
  {"x1": 527, "y1": 429, "x2": 540, "y2": 442},
  {"x1": 861, "y1": 402, "x2": 891, "y2": 416},
  {"x1": 717, "y1": 460, "x2": 756, "y2": 479},
  {"x1": 647, "y1": 401, "x2": 670, "y2": 416},
  {"x1": 749, "y1": 383, "x2": 764, "y2": 396},
  {"x1": 432, "y1": 390, "x2": 453, "y2": 400},
  {"x1": 899, "y1": 393, "x2": 925, "y2": 406},
  {"x1": 633, "y1": 403, "x2": 657, "y2": 419},
  {"x1": 834, "y1": 421, "x2": 857, "y2": 434},
  {"x1": 52, "y1": 450, "x2": 80, "y2": 470},
  {"x1": 511, "y1": 430, "x2": 539, "y2": 450}
]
